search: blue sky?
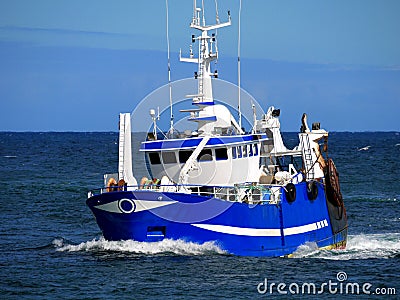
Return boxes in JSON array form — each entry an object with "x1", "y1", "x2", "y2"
[{"x1": 0, "y1": 0, "x2": 399, "y2": 131}]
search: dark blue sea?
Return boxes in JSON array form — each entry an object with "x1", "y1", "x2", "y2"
[{"x1": 1, "y1": 132, "x2": 399, "y2": 299}]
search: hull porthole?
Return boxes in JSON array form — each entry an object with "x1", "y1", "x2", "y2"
[{"x1": 118, "y1": 199, "x2": 136, "y2": 214}]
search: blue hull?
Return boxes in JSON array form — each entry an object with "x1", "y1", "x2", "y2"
[{"x1": 86, "y1": 182, "x2": 347, "y2": 257}]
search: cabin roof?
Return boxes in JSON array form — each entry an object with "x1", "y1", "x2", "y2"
[{"x1": 140, "y1": 134, "x2": 269, "y2": 152}]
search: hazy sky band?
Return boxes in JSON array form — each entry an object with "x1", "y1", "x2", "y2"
[
  {"x1": 1, "y1": 0, "x2": 399, "y2": 66},
  {"x1": 0, "y1": 0, "x2": 399, "y2": 131}
]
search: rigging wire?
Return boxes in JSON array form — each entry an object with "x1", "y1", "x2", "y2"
[
  {"x1": 238, "y1": 0, "x2": 242, "y2": 132},
  {"x1": 166, "y1": 0, "x2": 174, "y2": 136}
]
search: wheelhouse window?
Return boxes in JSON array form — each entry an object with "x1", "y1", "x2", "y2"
[
  {"x1": 237, "y1": 146, "x2": 242, "y2": 158},
  {"x1": 249, "y1": 144, "x2": 253, "y2": 156},
  {"x1": 161, "y1": 151, "x2": 177, "y2": 164},
  {"x1": 253, "y1": 144, "x2": 258, "y2": 156},
  {"x1": 242, "y1": 145, "x2": 247, "y2": 157},
  {"x1": 148, "y1": 152, "x2": 161, "y2": 164},
  {"x1": 198, "y1": 149, "x2": 213, "y2": 161},
  {"x1": 179, "y1": 150, "x2": 193, "y2": 163},
  {"x1": 232, "y1": 147, "x2": 237, "y2": 159},
  {"x1": 215, "y1": 148, "x2": 228, "y2": 161}
]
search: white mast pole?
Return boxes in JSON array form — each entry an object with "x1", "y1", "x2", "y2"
[
  {"x1": 201, "y1": 0, "x2": 206, "y2": 26},
  {"x1": 166, "y1": 0, "x2": 174, "y2": 136},
  {"x1": 193, "y1": 0, "x2": 196, "y2": 24},
  {"x1": 214, "y1": 0, "x2": 220, "y2": 23},
  {"x1": 238, "y1": 0, "x2": 242, "y2": 132}
]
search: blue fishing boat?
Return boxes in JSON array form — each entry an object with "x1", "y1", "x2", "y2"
[{"x1": 86, "y1": 1, "x2": 347, "y2": 257}]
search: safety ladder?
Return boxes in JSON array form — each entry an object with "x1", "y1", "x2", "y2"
[
  {"x1": 179, "y1": 136, "x2": 210, "y2": 185},
  {"x1": 197, "y1": 65, "x2": 203, "y2": 102},
  {"x1": 300, "y1": 133, "x2": 315, "y2": 180},
  {"x1": 118, "y1": 115, "x2": 126, "y2": 180}
]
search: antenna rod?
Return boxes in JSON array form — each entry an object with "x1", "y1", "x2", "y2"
[
  {"x1": 193, "y1": 0, "x2": 196, "y2": 23},
  {"x1": 201, "y1": 0, "x2": 206, "y2": 26},
  {"x1": 214, "y1": 0, "x2": 220, "y2": 23},
  {"x1": 166, "y1": 0, "x2": 174, "y2": 135},
  {"x1": 238, "y1": 0, "x2": 242, "y2": 132}
]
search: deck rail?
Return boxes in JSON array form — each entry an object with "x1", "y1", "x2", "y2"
[{"x1": 88, "y1": 183, "x2": 283, "y2": 205}]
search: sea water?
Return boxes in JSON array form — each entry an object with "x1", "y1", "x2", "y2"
[{"x1": 0, "y1": 132, "x2": 399, "y2": 299}]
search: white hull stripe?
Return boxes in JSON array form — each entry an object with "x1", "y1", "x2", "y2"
[
  {"x1": 134, "y1": 200, "x2": 177, "y2": 212},
  {"x1": 191, "y1": 219, "x2": 329, "y2": 237},
  {"x1": 192, "y1": 224, "x2": 281, "y2": 237},
  {"x1": 95, "y1": 201, "x2": 121, "y2": 213},
  {"x1": 95, "y1": 199, "x2": 177, "y2": 214}
]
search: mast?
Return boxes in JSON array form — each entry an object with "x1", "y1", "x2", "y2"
[
  {"x1": 180, "y1": 1, "x2": 231, "y2": 106},
  {"x1": 179, "y1": 1, "x2": 244, "y2": 135}
]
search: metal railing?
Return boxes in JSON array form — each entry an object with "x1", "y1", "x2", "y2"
[{"x1": 88, "y1": 182, "x2": 283, "y2": 205}]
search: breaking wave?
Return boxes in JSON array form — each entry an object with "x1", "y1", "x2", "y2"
[
  {"x1": 53, "y1": 233, "x2": 400, "y2": 259},
  {"x1": 53, "y1": 237, "x2": 226, "y2": 256},
  {"x1": 292, "y1": 233, "x2": 400, "y2": 260}
]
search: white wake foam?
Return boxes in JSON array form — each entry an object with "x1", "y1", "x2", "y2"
[
  {"x1": 53, "y1": 237, "x2": 226, "y2": 256},
  {"x1": 53, "y1": 233, "x2": 400, "y2": 259},
  {"x1": 292, "y1": 233, "x2": 400, "y2": 260}
]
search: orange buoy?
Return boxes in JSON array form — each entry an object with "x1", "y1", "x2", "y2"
[
  {"x1": 106, "y1": 177, "x2": 117, "y2": 193},
  {"x1": 139, "y1": 177, "x2": 148, "y2": 189},
  {"x1": 118, "y1": 179, "x2": 126, "y2": 191}
]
